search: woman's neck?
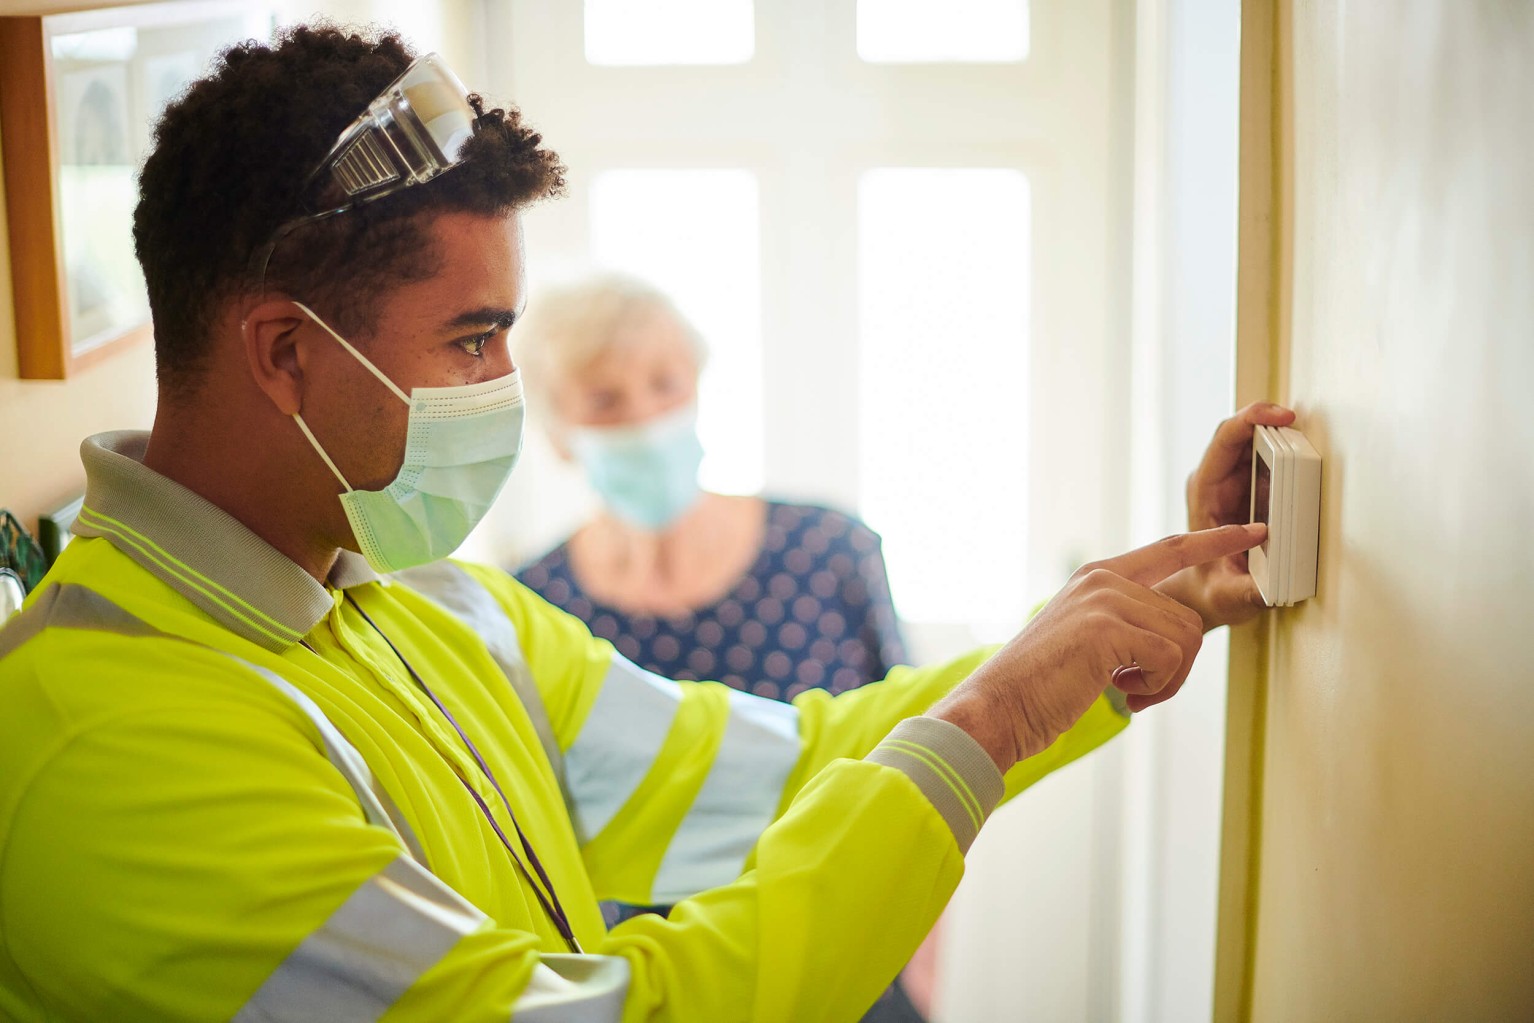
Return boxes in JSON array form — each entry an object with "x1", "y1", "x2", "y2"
[{"x1": 569, "y1": 493, "x2": 766, "y2": 616}]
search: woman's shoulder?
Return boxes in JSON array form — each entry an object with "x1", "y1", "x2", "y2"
[
  {"x1": 763, "y1": 499, "x2": 884, "y2": 548},
  {"x1": 513, "y1": 539, "x2": 576, "y2": 598}
]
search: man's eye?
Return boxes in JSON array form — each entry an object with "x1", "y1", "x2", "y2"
[{"x1": 460, "y1": 333, "x2": 491, "y2": 357}]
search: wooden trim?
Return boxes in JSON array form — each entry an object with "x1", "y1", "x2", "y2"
[
  {"x1": 1213, "y1": 0, "x2": 1281, "y2": 1020},
  {"x1": 0, "y1": 10, "x2": 157, "y2": 380},
  {"x1": 0, "y1": 15, "x2": 70, "y2": 379},
  {"x1": 0, "y1": 1, "x2": 240, "y2": 380},
  {"x1": 0, "y1": 1, "x2": 161, "y2": 17}
]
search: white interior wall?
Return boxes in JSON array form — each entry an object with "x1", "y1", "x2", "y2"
[
  {"x1": 1118, "y1": 1, "x2": 1241, "y2": 1021},
  {"x1": 273, "y1": 0, "x2": 485, "y2": 84},
  {"x1": 940, "y1": 3, "x2": 1241, "y2": 1019}
]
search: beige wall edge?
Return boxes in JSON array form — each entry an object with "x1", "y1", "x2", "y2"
[{"x1": 1212, "y1": 0, "x2": 1277, "y2": 1019}]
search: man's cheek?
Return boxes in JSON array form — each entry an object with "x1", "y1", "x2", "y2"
[{"x1": 354, "y1": 402, "x2": 412, "y2": 489}]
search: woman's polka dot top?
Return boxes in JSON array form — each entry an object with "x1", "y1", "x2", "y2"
[{"x1": 515, "y1": 501, "x2": 909, "y2": 702}]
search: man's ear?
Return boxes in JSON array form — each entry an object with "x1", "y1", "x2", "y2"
[{"x1": 242, "y1": 299, "x2": 311, "y2": 417}]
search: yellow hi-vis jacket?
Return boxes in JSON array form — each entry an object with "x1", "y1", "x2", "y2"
[{"x1": 0, "y1": 432, "x2": 1128, "y2": 1022}]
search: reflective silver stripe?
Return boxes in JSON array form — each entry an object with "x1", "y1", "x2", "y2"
[
  {"x1": 510, "y1": 954, "x2": 630, "y2": 1022},
  {"x1": 564, "y1": 657, "x2": 682, "y2": 842},
  {"x1": 0, "y1": 582, "x2": 161, "y2": 659},
  {"x1": 232, "y1": 854, "x2": 487, "y2": 1023},
  {"x1": 393, "y1": 561, "x2": 564, "y2": 785},
  {"x1": 650, "y1": 689, "x2": 799, "y2": 901}
]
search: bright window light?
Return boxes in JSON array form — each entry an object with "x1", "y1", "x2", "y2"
[
  {"x1": 858, "y1": 168, "x2": 1031, "y2": 624},
  {"x1": 858, "y1": 0, "x2": 1029, "y2": 63},
  {"x1": 590, "y1": 169, "x2": 763, "y2": 495},
  {"x1": 585, "y1": 0, "x2": 754, "y2": 66}
]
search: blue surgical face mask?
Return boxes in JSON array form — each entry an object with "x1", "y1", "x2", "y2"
[
  {"x1": 568, "y1": 403, "x2": 704, "y2": 529},
  {"x1": 291, "y1": 302, "x2": 525, "y2": 574}
]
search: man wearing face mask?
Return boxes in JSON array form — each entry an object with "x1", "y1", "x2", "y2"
[{"x1": 0, "y1": 25, "x2": 1289, "y2": 1023}]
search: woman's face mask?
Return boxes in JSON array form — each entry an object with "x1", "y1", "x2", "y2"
[
  {"x1": 567, "y1": 403, "x2": 704, "y2": 530},
  {"x1": 291, "y1": 302, "x2": 526, "y2": 574}
]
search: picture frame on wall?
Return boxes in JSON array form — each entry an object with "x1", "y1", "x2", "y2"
[{"x1": 0, "y1": 1, "x2": 274, "y2": 380}]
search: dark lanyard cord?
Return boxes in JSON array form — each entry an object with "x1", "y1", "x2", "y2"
[{"x1": 337, "y1": 594, "x2": 582, "y2": 953}]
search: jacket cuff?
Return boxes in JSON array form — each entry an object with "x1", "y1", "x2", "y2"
[{"x1": 865, "y1": 717, "x2": 1006, "y2": 854}]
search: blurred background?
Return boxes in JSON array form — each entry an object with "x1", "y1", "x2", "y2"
[{"x1": 462, "y1": 4, "x2": 1244, "y2": 1019}]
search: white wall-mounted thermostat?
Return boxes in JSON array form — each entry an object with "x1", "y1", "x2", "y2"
[{"x1": 1249, "y1": 425, "x2": 1322, "y2": 607}]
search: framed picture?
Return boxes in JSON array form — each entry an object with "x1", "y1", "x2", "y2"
[{"x1": 0, "y1": 1, "x2": 273, "y2": 379}]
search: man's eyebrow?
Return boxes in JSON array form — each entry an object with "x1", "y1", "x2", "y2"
[{"x1": 445, "y1": 307, "x2": 520, "y2": 331}]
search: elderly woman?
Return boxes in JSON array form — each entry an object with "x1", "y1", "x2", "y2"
[
  {"x1": 514, "y1": 274, "x2": 909, "y2": 702},
  {"x1": 513, "y1": 274, "x2": 928, "y2": 1023}
]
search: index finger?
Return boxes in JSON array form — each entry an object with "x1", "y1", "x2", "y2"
[
  {"x1": 1103, "y1": 523, "x2": 1267, "y2": 589},
  {"x1": 1195, "y1": 402, "x2": 1297, "y2": 485}
]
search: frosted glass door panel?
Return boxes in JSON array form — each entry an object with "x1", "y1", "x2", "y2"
[
  {"x1": 585, "y1": 0, "x2": 753, "y2": 65},
  {"x1": 858, "y1": 168, "x2": 1031, "y2": 624},
  {"x1": 590, "y1": 169, "x2": 763, "y2": 495},
  {"x1": 857, "y1": 0, "x2": 1029, "y2": 63}
]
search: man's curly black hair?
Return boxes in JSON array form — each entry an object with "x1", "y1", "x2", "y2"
[{"x1": 133, "y1": 24, "x2": 565, "y2": 396}]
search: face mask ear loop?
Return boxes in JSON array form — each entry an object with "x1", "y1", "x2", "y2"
[
  {"x1": 293, "y1": 413, "x2": 356, "y2": 493},
  {"x1": 292, "y1": 300, "x2": 413, "y2": 404}
]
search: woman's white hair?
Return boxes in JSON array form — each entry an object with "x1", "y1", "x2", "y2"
[{"x1": 513, "y1": 272, "x2": 707, "y2": 400}]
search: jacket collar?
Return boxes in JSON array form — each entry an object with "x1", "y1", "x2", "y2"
[{"x1": 73, "y1": 431, "x2": 379, "y2": 652}]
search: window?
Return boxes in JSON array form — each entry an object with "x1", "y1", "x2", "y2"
[
  {"x1": 857, "y1": 0, "x2": 1029, "y2": 63},
  {"x1": 584, "y1": 0, "x2": 754, "y2": 65},
  {"x1": 858, "y1": 169, "x2": 1031, "y2": 623},
  {"x1": 589, "y1": 169, "x2": 763, "y2": 495}
]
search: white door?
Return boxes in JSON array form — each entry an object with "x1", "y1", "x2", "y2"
[{"x1": 481, "y1": 2, "x2": 1132, "y2": 1018}]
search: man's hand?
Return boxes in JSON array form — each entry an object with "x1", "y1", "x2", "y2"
[
  {"x1": 1156, "y1": 402, "x2": 1296, "y2": 632},
  {"x1": 929, "y1": 523, "x2": 1268, "y2": 772}
]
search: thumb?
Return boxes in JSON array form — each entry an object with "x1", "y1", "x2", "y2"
[{"x1": 1218, "y1": 572, "x2": 1270, "y2": 625}]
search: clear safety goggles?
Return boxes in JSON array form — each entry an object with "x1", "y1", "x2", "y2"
[
  {"x1": 252, "y1": 52, "x2": 478, "y2": 287},
  {"x1": 305, "y1": 52, "x2": 476, "y2": 213}
]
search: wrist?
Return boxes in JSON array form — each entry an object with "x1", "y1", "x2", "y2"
[{"x1": 927, "y1": 681, "x2": 1027, "y2": 774}]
